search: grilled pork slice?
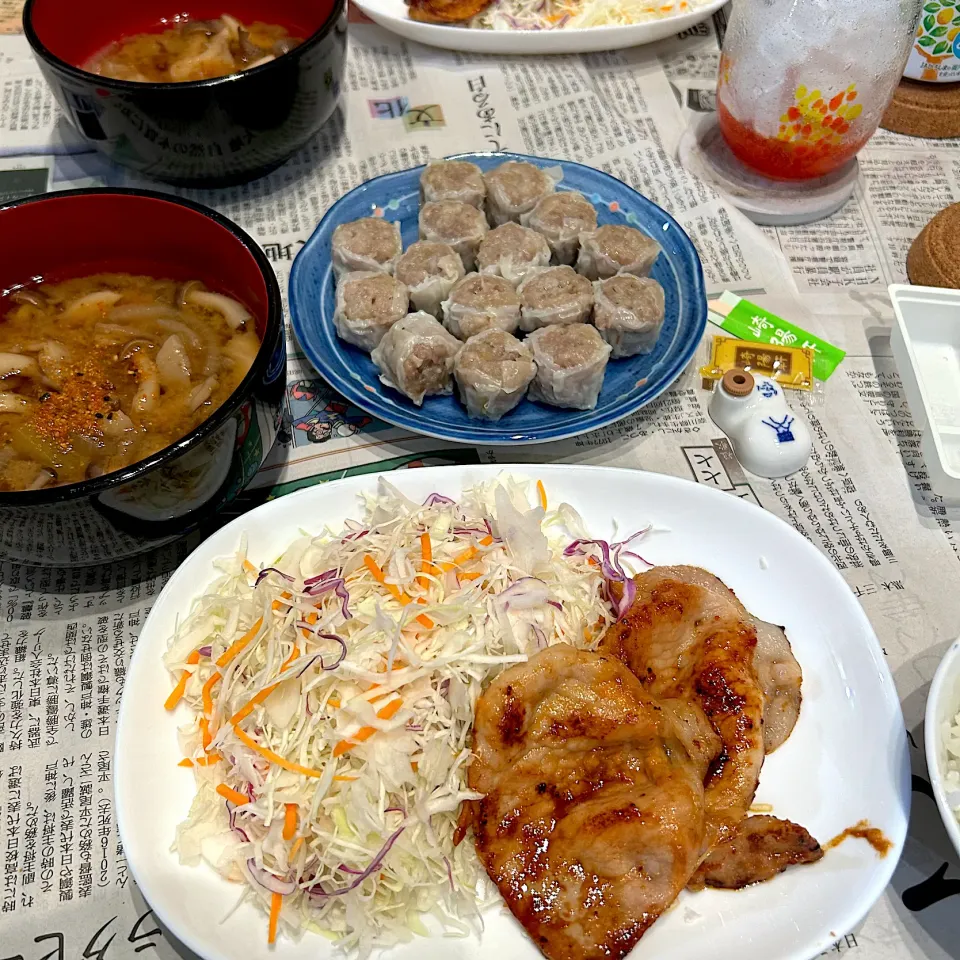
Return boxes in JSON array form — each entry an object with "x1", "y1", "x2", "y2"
[{"x1": 461, "y1": 644, "x2": 719, "y2": 960}]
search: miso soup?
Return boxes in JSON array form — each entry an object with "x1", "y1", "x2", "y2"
[
  {"x1": 83, "y1": 15, "x2": 303, "y2": 83},
  {"x1": 0, "y1": 273, "x2": 261, "y2": 492}
]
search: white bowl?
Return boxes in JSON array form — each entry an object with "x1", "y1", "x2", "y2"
[{"x1": 924, "y1": 638, "x2": 960, "y2": 860}]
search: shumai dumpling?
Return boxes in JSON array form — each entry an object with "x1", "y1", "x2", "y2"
[
  {"x1": 521, "y1": 191, "x2": 597, "y2": 265},
  {"x1": 483, "y1": 161, "x2": 556, "y2": 226},
  {"x1": 576, "y1": 224, "x2": 661, "y2": 280},
  {"x1": 370, "y1": 311, "x2": 462, "y2": 406},
  {"x1": 419, "y1": 200, "x2": 488, "y2": 272},
  {"x1": 476, "y1": 222, "x2": 551, "y2": 287},
  {"x1": 394, "y1": 241, "x2": 465, "y2": 318},
  {"x1": 441, "y1": 274, "x2": 521, "y2": 341},
  {"x1": 526, "y1": 322, "x2": 611, "y2": 411},
  {"x1": 420, "y1": 160, "x2": 486, "y2": 208},
  {"x1": 454, "y1": 328, "x2": 536, "y2": 421},
  {"x1": 517, "y1": 266, "x2": 593, "y2": 333},
  {"x1": 593, "y1": 275, "x2": 665, "y2": 358},
  {"x1": 331, "y1": 218, "x2": 402, "y2": 278},
  {"x1": 333, "y1": 271, "x2": 409, "y2": 352}
]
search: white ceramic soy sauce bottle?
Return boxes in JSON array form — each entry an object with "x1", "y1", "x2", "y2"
[{"x1": 709, "y1": 368, "x2": 812, "y2": 479}]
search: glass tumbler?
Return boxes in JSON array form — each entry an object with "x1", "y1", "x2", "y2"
[{"x1": 717, "y1": 0, "x2": 924, "y2": 180}]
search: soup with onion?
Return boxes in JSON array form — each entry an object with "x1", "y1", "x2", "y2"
[
  {"x1": 0, "y1": 273, "x2": 261, "y2": 492},
  {"x1": 83, "y1": 15, "x2": 303, "y2": 83}
]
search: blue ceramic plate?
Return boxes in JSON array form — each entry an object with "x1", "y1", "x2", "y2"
[{"x1": 288, "y1": 151, "x2": 706, "y2": 445}]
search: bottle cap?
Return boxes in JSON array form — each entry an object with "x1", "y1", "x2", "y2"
[{"x1": 722, "y1": 368, "x2": 754, "y2": 397}]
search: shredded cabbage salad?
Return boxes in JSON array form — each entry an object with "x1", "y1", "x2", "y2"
[
  {"x1": 163, "y1": 475, "x2": 649, "y2": 955},
  {"x1": 470, "y1": 0, "x2": 700, "y2": 31}
]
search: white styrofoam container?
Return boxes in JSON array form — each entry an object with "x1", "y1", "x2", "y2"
[{"x1": 889, "y1": 283, "x2": 960, "y2": 501}]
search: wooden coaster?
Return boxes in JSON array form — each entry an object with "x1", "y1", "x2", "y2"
[
  {"x1": 907, "y1": 202, "x2": 960, "y2": 288},
  {"x1": 881, "y1": 78, "x2": 960, "y2": 138}
]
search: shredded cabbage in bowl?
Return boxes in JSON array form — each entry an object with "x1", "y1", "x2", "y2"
[{"x1": 163, "y1": 475, "x2": 648, "y2": 955}]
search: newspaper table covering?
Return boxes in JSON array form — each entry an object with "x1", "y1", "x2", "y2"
[{"x1": 1, "y1": 6, "x2": 959, "y2": 960}]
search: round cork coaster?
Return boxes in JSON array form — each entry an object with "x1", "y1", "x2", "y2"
[
  {"x1": 907, "y1": 202, "x2": 960, "y2": 288},
  {"x1": 881, "y1": 79, "x2": 960, "y2": 138}
]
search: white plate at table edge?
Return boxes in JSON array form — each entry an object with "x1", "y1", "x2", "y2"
[
  {"x1": 115, "y1": 464, "x2": 910, "y2": 960},
  {"x1": 352, "y1": 0, "x2": 728, "y2": 54}
]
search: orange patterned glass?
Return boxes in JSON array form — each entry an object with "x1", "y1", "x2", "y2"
[{"x1": 716, "y1": 0, "x2": 923, "y2": 181}]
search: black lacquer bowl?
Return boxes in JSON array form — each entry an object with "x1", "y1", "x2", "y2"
[
  {"x1": 0, "y1": 189, "x2": 286, "y2": 566},
  {"x1": 24, "y1": 0, "x2": 347, "y2": 186}
]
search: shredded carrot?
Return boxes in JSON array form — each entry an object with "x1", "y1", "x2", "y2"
[
  {"x1": 268, "y1": 891, "x2": 282, "y2": 945},
  {"x1": 300, "y1": 610, "x2": 318, "y2": 639},
  {"x1": 199, "y1": 717, "x2": 212, "y2": 750},
  {"x1": 270, "y1": 590, "x2": 293, "y2": 613},
  {"x1": 178, "y1": 754, "x2": 221, "y2": 767},
  {"x1": 458, "y1": 571, "x2": 483, "y2": 582},
  {"x1": 164, "y1": 649, "x2": 202, "y2": 711},
  {"x1": 333, "y1": 726, "x2": 377, "y2": 758},
  {"x1": 364, "y1": 554, "x2": 399, "y2": 597},
  {"x1": 363, "y1": 555, "x2": 434, "y2": 628},
  {"x1": 233, "y1": 725, "x2": 324, "y2": 778},
  {"x1": 216, "y1": 783, "x2": 250, "y2": 806},
  {"x1": 243, "y1": 559, "x2": 257, "y2": 577},
  {"x1": 289, "y1": 837, "x2": 305, "y2": 860},
  {"x1": 229, "y1": 687, "x2": 271, "y2": 725},
  {"x1": 439, "y1": 535, "x2": 494, "y2": 572},
  {"x1": 333, "y1": 774, "x2": 358, "y2": 781},
  {"x1": 327, "y1": 696, "x2": 341, "y2": 709},
  {"x1": 201, "y1": 671, "x2": 222, "y2": 715},
  {"x1": 283, "y1": 803, "x2": 298, "y2": 840},
  {"x1": 216, "y1": 617, "x2": 264, "y2": 668},
  {"x1": 376, "y1": 698, "x2": 403, "y2": 721},
  {"x1": 228, "y1": 644, "x2": 301, "y2": 725},
  {"x1": 417, "y1": 533, "x2": 433, "y2": 589},
  {"x1": 536, "y1": 479, "x2": 547, "y2": 511},
  {"x1": 410, "y1": 760, "x2": 419, "y2": 772}
]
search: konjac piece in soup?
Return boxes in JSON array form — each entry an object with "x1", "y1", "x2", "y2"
[
  {"x1": 0, "y1": 273, "x2": 261, "y2": 492},
  {"x1": 83, "y1": 15, "x2": 303, "y2": 83}
]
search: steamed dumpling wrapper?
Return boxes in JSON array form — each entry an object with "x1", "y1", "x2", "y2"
[
  {"x1": 453, "y1": 329, "x2": 536, "y2": 421},
  {"x1": 420, "y1": 160, "x2": 486, "y2": 208},
  {"x1": 333, "y1": 271, "x2": 409, "y2": 352},
  {"x1": 477, "y1": 222, "x2": 551, "y2": 287},
  {"x1": 441, "y1": 274, "x2": 521, "y2": 341},
  {"x1": 331, "y1": 218, "x2": 402, "y2": 278},
  {"x1": 521, "y1": 191, "x2": 597, "y2": 265},
  {"x1": 517, "y1": 266, "x2": 594, "y2": 333},
  {"x1": 394, "y1": 241, "x2": 465, "y2": 318},
  {"x1": 576, "y1": 224, "x2": 661, "y2": 280},
  {"x1": 483, "y1": 161, "x2": 559, "y2": 226},
  {"x1": 593, "y1": 275, "x2": 665, "y2": 358},
  {"x1": 526, "y1": 322, "x2": 611, "y2": 411},
  {"x1": 419, "y1": 200, "x2": 488, "y2": 272},
  {"x1": 370, "y1": 311, "x2": 462, "y2": 406}
]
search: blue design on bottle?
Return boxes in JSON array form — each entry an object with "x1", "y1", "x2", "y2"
[
  {"x1": 762, "y1": 415, "x2": 795, "y2": 443},
  {"x1": 757, "y1": 381, "x2": 778, "y2": 398}
]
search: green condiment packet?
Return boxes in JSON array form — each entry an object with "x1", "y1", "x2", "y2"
[{"x1": 708, "y1": 291, "x2": 845, "y2": 381}]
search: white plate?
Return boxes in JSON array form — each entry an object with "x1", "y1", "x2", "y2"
[
  {"x1": 352, "y1": 0, "x2": 728, "y2": 54},
  {"x1": 115, "y1": 464, "x2": 910, "y2": 960}
]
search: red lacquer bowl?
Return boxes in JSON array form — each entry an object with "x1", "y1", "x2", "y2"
[{"x1": 24, "y1": 0, "x2": 347, "y2": 186}]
